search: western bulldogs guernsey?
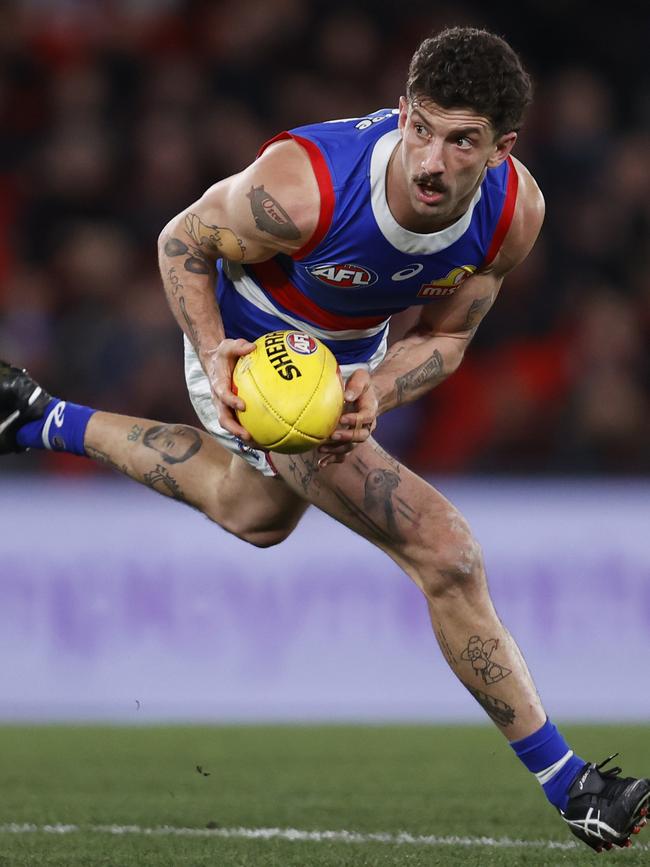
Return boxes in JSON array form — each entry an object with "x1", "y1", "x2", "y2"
[{"x1": 216, "y1": 109, "x2": 518, "y2": 367}]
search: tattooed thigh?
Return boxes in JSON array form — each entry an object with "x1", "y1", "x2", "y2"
[{"x1": 272, "y1": 438, "x2": 425, "y2": 551}]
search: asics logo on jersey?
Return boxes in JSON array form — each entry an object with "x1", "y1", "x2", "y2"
[
  {"x1": 354, "y1": 110, "x2": 398, "y2": 130},
  {"x1": 309, "y1": 263, "x2": 378, "y2": 288},
  {"x1": 417, "y1": 265, "x2": 477, "y2": 298},
  {"x1": 392, "y1": 264, "x2": 424, "y2": 281}
]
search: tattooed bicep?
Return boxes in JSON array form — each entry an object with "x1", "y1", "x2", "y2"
[
  {"x1": 240, "y1": 139, "x2": 319, "y2": 250},
  {"x1": 246, "y1": 185, "x2": 301, "y2": 241}
]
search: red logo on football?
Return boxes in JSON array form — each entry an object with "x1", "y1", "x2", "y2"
[
  {"x1": 287, "y1": 332, "x2": 318, "y2": 355},
  {"x1": 309, "y1": 263, "x2": 378, "y2": 287}
]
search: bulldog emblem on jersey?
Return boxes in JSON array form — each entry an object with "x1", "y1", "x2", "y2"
[
  {"x1": 308, "y1": 263, "x2": 378, "y2": 288},
  {"x1": 418, "y1": 265, "x2": 477, "y2": 297}
]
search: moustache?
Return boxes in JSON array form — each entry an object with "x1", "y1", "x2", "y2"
[{"x1": 413, "y1": 175, "x2": 447, "y2": 193}]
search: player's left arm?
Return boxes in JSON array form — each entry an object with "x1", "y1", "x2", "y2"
[{"x1": 325, "y1": 160, "x2": 545, "y2": 452}]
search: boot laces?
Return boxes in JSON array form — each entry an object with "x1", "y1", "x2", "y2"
[{"x1": 596, "y1": 753, "x2": 622, "y2": 778}]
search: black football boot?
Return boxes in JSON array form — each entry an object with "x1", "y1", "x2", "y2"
[
  {"x1": 560, "y1": 754, "x2": 650, "y2": 852},
  {"x1": 0, "y1": 360, "x2": 51, "y2": 453}
]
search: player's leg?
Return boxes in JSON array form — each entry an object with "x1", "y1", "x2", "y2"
[
  {"x1": 0, "y1": 360, "x2": 308, "y2": 548},
  {"x1": 275, "y1": 439, "x2": 545, "y2": 739},
  {"x1": 84, "y1": 411, "x2": 309, "y2": 547},
  {"x1": 271, "y1": 439, "x2": 650, "y2": 851}
]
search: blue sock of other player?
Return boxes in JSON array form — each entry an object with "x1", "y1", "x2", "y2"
[
  {"x1": 16, "y1": 398, "x2": 95, "y2": 456},
  {"x1": 511, "y1": 718, "x2": 586, "y2": 811}
]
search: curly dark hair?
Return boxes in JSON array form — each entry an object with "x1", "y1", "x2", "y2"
[{"x1": 406, "y1": 27, "x2": 533, "y2": 135}]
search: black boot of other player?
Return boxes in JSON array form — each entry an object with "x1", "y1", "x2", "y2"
[
  {"x1": 0, "y1": 361, "x2": 51, "y2": 453},
  {"x1": 561, "y1": 754, "x2": 650, "y2": 852}
]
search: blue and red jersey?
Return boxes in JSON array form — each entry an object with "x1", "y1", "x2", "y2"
[{"x1": 216, "y1": 109, "x2": 518, "y2": 366}]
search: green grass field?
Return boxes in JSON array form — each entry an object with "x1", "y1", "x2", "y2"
[{"x1": 0, "y1": 724, "x2": 647, "y2": 866}]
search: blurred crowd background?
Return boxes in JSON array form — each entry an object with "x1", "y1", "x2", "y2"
[{"x1": 0, "y1": 0, "x2": 648, "y2": 476}]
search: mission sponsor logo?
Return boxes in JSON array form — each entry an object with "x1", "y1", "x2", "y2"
[
  {"x1": 308, "y1": 263, "x2": 378, "y2": 288},
  {"x1": 417, "y1": 265, "x2": 477, "y2": 297}
]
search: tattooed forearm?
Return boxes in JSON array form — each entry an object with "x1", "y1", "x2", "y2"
[
  {"x1": 466, "y1": 685, "x2": 516, "y2": 727},
  {"x1": 395, "y1": 349, "x2": 444, "y2": 405},
  {"x1": 127, "y1": 424, "x2": 143, "y2": 443},
  {"x1": 247, "y1": 185, "x2": 301, "y2": 240},
  {"x1": 462, "y1": 297, "x2": 492, "y2": 333},
  {"x1": 143, "y1": 464, "x2": 184, "y2": 500},
  {"x1": 460, "y1": 635, "x2": 512, "y2": 685},
  {"x1": 179, "y1": 296, "x2": 201, "y2": 348}
]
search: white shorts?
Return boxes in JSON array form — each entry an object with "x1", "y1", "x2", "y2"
[{"x1": 183, "y1": 334, "x2": 387, "y2": 476}]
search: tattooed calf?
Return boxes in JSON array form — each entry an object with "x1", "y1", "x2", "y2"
[
  {"x1": 466, "y1": 685, "x2": 516, "y2": 728},
  {"x1": 461, "y1": 635, "x2": 512, "y2": 685},
  {"x1": 436, "y1": 625, "x2": 457, "y2": 666}
]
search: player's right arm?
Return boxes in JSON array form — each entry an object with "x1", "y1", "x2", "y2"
[{"x1": 157, "y1": 139, "x2": 320, "y2": 439}]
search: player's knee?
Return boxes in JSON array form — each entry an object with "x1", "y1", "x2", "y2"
[
  {"x1": 211, "y1": 508, "x2": 295, "y2": 548},
  {"x1": 237, "y1": 526, "x2": 293, "y2": 548},
  {"x1": 409, "y1": 510, "x2": 484, "y2": 599}
]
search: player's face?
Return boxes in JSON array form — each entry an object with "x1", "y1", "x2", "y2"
[{"x1": 394, "y1": 97, "x2": 516, "y2": 230}]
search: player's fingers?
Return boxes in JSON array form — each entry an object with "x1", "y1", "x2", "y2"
[
  {"x1": 342, "y1": 368, "x2": 371, "y2": 402},
  {"x1": 318, "y1": 439, "x2": 358, "y2": 455},
  {"x1": 340, "y1": 384, "x2": 378, "y2": 429},
  {"x1": 328, "y1": 425, "x2": 372, "y2": 444},
  {"x1": 214, "y1": 381, "x2": 245, "y2": 412},
  {"x1": 206, "y1": 338, "x2": 256, "y2": 359},
  {"x1": 229, "y1": 338, "x2": 256, "y2": 357},
  {"x1": 217, "y1": 404, "x2": 251, "y2": 440},
  {"x1": 338, "y1": 410, "x2": 376, "y2": 430}
]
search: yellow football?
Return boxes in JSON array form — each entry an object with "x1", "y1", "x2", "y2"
[{"x1": 232, "y1": 330, "x2": 344, "y2": 454}]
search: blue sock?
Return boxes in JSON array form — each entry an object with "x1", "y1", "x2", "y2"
[
  {"x1": 510, "y1": 718, "x2": 586, "y2": 811},
  {"x1": 16, "y1": 398, "x2": 96, "y2": 456}
]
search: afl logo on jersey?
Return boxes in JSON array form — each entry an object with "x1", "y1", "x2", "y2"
[
  {"x1": 309, "y1": 263, "x2": 378, "y2": 288},
  {"x1": 286, "y1": 332, "x2": 318, "y2": 355}
]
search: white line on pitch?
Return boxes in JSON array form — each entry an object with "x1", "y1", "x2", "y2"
[{"x1": 0, "y1": 823, "x2": 648, "y2": 851}]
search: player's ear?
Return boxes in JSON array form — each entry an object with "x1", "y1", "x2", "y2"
[
  {"x1": 398, "y1": 96, "x2": 409, "y2": 132},
  {"x1": 487, "y1": 131, "x2": 517, "y2": 168}
]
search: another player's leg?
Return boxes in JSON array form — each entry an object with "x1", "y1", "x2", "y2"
[
  {"x1": 0, "y1": 360, "x2": 308, "y2": 547},
  {"x1": 271, "y1": 440, "x2": 650, "y2": 852}
]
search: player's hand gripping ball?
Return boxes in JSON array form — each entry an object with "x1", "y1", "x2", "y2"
[{"x1": 232, "y1": 330, "x2": 344, "y2": 453}]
